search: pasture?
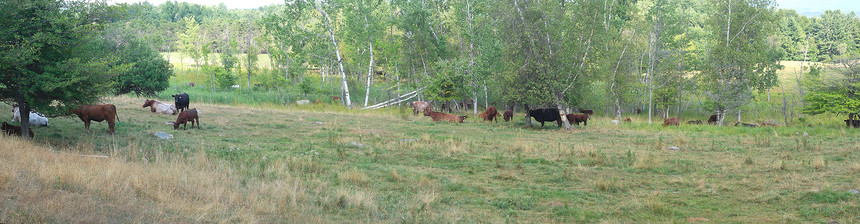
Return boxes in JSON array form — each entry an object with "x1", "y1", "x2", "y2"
[{"x1": 1, "y1": 94, "x2": 858, "y2": 223}]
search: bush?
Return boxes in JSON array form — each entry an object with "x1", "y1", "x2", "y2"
[
  {"x1": 114, "y1": 38, "x2": 172, "y2": 96},
  {"x1": 208, "y1": 66, "x2": 237, "y2": 90}
]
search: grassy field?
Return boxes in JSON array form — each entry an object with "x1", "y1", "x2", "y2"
[{"x1": 1, "y1": 94, "x2": 858, "y2": 223}]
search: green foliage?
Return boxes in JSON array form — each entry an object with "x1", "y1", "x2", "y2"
[
  {"x1": 701, "y1": 0, "x2": 781, "y2": 112},
  {"x1": 298, "y1": 76, "x2": 320, "y2": 95},
  {"x1": 205, "y1": 65, "x2": 237, "y2": 89},
  {"x1": 802, "y1": 61, "x2": 860, "y2": 115},
  {"x1": 113, "y1": 38, "x2": 173, "y2": 96},
  {"x1": 0, "y1": 0, "x2": 120, "y2": 120}
]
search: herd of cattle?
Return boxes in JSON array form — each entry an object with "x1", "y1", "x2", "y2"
[
  {"x1": 0, "y1": 96, "x2": 821, "y2": 138},
  {"x1": 1, "y1": 93, "x2": 200, "y2": 138},
  {"x1": 410, "y1": 101, "x2": 595, "y2": 127},
  {"x1": 409, "y1": 101, "x2": 771, "y2": 128}
]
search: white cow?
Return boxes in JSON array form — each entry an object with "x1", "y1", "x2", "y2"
[
  {"x1": 12, "y1": 106, "x2": 49, "y2": 126},
  {"x1": 143, "y1": 99, "x2": 178, "y2": 115}
]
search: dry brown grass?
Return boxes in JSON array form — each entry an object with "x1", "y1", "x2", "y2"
[{"x1": 0, "y1": 135, "x2": 347, "y2": 223}]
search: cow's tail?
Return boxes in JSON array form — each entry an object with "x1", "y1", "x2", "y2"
[{"x1": 112, "y1": 105, "x2": 120, "y2": 122}]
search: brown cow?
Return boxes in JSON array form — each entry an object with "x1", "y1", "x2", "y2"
[
  {"x1": 565, "y1": 114, "x2": 589, "y2": 126},
  {"x1": 623, "y1": 118, "x2": 632, "y2": 122},
  {"x1": 707, "y1": 114, "x2": 718, "y2": 125},
  {"x1": 72, "y1": 104, "x2": 119, "y2": 134},
  {"x1": 185, "y1": 82, "x2": 195, "y2": 87},
  {"x1": 479, "y1": 106, "x2": 499, "y2": 122},
  {"x1": 411, "y1": 101, "x2": 431, "y2": 116},
  {"x1": 663, "y1": 117, "x2": 680, "y2": 127},
  {"x1": 503, "y1": 110, "x2": 513, "y2": 122},
  {"x1": 424, "y1": 110, "x2": 467, "y2": 123},
  {"x1": 2, "y1": 122, "x2": 34, "y2": 138},
  {"x1": 174, "y1": 108, "x2": 200, "y2": 130}
]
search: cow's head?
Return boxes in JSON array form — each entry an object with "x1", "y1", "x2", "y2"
[{"x1": 142, "y1": 99, "x2": 155, "y2": 108}]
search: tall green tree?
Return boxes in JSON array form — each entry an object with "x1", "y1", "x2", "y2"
[
  {"x1": 701, "y1": 0, "x2": 782, "y2": 125},
  {"x1": 179, "y1": 16, "x2": 201, "y2": 78},
  {"x1": 0, "y1": 0, "x2": 119, "y2": 139}
]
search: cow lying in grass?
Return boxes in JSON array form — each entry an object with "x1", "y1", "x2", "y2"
[
  {"x1": 424, "y1": 110, "x2": 467, "y2": 123},
  {"x1": 174, "y1": 108, "x2": 200, "y2": 130},
  {"x1": 12, "y1": 105, "x2": 49, "y2": 127},
  {"x1": 411, "y1": 101, "x2": 431, "y2": 116},
  {"x1": 2, "y1": 122, "x2": 34, "y2": 138},
  {"x1": 142, "y1": 99, "x2": 177, "y2": 115}
]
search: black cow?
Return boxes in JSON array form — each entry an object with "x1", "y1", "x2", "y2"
[
  {"x1": 578, "y1": 109, "x2": 594, "y2": 115},
  {"x1": 172, "y1": 93, "x2": 190, "y2": 113},
  {"x1": 527, "y1": 108, "x2": 562, "y2": 128}
]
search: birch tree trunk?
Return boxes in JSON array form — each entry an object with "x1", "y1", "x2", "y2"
[
  {"x1": 364, "y1": 41, "x2": 374, "y2": 107},
  {"x1": 316, "y1": 1, "x2": 352, "y2": 106}
]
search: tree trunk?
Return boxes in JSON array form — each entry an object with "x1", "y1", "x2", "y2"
[
  {"x1": 483, "y1": 80, "x2": 488, "y2": 109},
  {"x1": 737, "y1": 109, "x2": 742, "y2": 123},
  {"x1": 364, "y1": 41, "x2": 374, "y2": 107},
  {"x1": 316, "y1": 1, "x2": 351, "y2": 107},
  {"x1": 524, "y1": 104, "x2": 532, "y2": 127},
  {"x1": 16, "y1": 94, "x2": 31, "y2": 140},
  {"x1": 558, "y1": 104, "x2": 571, "y2": 130},
  {"x1": 472, "y1": 92, "x2": 478, "y2": 115}
]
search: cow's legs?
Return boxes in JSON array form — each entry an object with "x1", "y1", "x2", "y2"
[{"x1": 108, "y1": 120, "x2": 115, "y2": 134}]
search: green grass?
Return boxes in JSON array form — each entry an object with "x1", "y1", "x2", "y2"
[{"x1": 3, "y1": 92, "x2": 858, "y2": 222}]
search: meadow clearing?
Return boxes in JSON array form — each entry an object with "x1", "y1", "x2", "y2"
[{"x1": 0, "y1": 89, "x2": 858, "y2": 223}]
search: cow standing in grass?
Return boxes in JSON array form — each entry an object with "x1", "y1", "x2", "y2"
[
  {"x1": 663, "y1": 117, "x2": 680, "y2": 127},
  {"x1": 479, "y1": 106, "x2": 499, "y2": 122},
  {"x1": 172, "y1": 93, "x2": 190, "y2": 113},
  {"x1": 174, "y1": 108, "x2": 200, "y2": 130},
  {"x1": 71, "y1": 104, "x2": 119, "y2": 134},
  {"x1": 527, "y1": 108, "x2": 562, "y2": 128},
  {"x1": 566, "y1": 114, "x2": 589, "y2": 126}
]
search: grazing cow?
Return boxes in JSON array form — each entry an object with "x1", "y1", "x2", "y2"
[
  {"x1": 12, "y1": 106, "x2": 49, "y2": 126},
  {"x1": 527, "y1": 108, "x2": 562, "y2": 128},
  {"x1": 2, "y1": 122, "x2": 34, "y2": 138},
  {"x1": 662, "y1": 117, "x2": 680, "y2": 127},
  {"x1": 185, "y1": 82, "x2": 195, "y2": 87},
  {"x1": 71, "y1": 104, "x2": 119, "y2": 134},
  {"x1": 423, "y1": 110, "x2": 467, "y2": 123},
  {"x1": 503, "y1": 110, "x2": 513, "y2": 122},
  {"x1": 623, "y1": 118, "x2": 632, "y2": 122},
  {"x1": 707, "y1": 114, "x2": 718, "y2": 125},
  {"x1": 142, "y1": 99, "x2": 177, "y2": 115},
  {"x1": 579, "y1": 109, "x2": 594, "y2": 115},
  {"x1": 479, "y1": 106, "x2": 499, "y2": 122},
  {"x1": 174, "y1": 108, "x2": 200, "y2": 130},
  {"x1": 332, "y1": 96, "x2": 341, "y2": 102},
  {"x1": 411, "y1": 101, "x2": 431, "y2": 116},
  {"x1": 171, "y1": 93, "x2": 190, "y2": 113},
  {"x1": 687, "y1": 120, "x2": 703, "y2": 125},
  {"x1": 565, "y1": 114, "x2": 589, "y2": 126}
]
